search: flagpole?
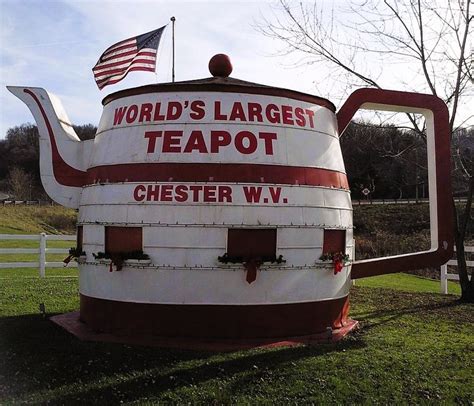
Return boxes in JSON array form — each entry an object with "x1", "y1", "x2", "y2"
[{"x1": 170, "y1": 16, "x2": 176, "y2": 82}]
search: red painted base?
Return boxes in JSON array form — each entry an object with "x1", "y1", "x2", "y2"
[
  {"x1": 50, "y1": 311, "x2": 359, "y2": 351},
  {"x1": 79, "y1": 294, "x2": 352, "y2": 339}
]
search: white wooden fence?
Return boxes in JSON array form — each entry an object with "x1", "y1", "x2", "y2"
[
  {"x1": 0, "y1": 233, "x2": 76, "y2": 277},
  {"x1": 440, "y1": 246, "x2": 474, "y2": 294},
  {"x1": 2, "y1": 233, "x2": 471, "y2": 288}
]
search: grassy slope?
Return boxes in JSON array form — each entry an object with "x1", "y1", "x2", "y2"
[
  {"x1": 0, "y1": 205, "x2": 76, "y2": 234},
  {"x1": 0, "y1": 205, "x2": 77, "y2": 265}
]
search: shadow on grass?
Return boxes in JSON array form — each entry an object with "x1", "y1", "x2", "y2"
[
  {"x1": 351, "y1": 287, "x2": 473, "y2": 334},
  {"x1": 0, "y1": 313, "x2": 366, "y2": 404}
]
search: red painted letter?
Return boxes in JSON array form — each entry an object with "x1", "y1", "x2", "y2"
[
  {"x1": 266, "y1": 104, "x2": 280, "y2": 124},
  {"x1": 243, "y1": 186, "x2": 262, "y2": 203},
  {"x1": 229, "y1": 102, "x2": 246, "y2": 121},
  {"x1": 190, "y1": 100, "x2": 205, "y2": 120},
  {"x1": 184, "y1": 130, "x2": 208, "y2": 153},
  {"x1": 166, "y1": 102, "x2": 183, "y2": 120},
  {"x1": 210, "y1": 131, "x2": 231, "y2": 153},
  {"x1": 125, "y1": 105, "x2": 139, "y2": 124},
  {"x1": 214, "y1": 101, "x2": 227, "y2": 120},
  {"x1": 162, "y1": 131, "x2": 182, "y2": 153},
  {"x1": 133, "y1": 185, "x2": 146, "y2": 201},
  {"x1": 235, "y1": 131, "x2": 258, "y2": 154},
  {"x1": 259, "y1": 132, "x2": 277, "y2": 155},
  {"x1": 294, "y1": 107, "x2": 306, "y2": 127},
  {"x1": 305, "y1": 109, "x2": 315, "y2": 128},
  {"x1": 248, "y1": 103, "x2": 263, "y2": 122},
  {"x1": 113, "y1": 106, "x2": 127, "y2": 125},
  {"x1": 281, "y1": 105, "x2": 294, "y2": 125},
  {"x1": 144, "y1": 131, "x2": 162, "y2": 153},
  {"x1": 139, "y1": 103, "x2": 153, "y2": 122}
]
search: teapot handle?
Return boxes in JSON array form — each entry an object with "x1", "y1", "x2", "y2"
[{"x1": 337, "y1": 88, "x2": 454, "y2": 279}]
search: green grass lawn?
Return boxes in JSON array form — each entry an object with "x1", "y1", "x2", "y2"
[
  {"x1": 357, "y1": 272, "x2": 461, "y2": 295},
  {"x1": 1, "y1": 205, "x2": 472, "y2": 403},
  {"x1": 0, "y1": 268, "x2": 472, "y2": 404}
]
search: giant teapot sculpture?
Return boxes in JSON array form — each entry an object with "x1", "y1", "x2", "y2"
[{"x1": 8, "y1": 54, "x2": 453, "y2": 345}]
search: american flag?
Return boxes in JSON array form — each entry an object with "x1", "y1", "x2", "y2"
[{"x1": 93, "y1": 26, "x2": 166, "y2": 90}]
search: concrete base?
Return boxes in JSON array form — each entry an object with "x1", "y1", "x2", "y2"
[{"x1": 50, "y1": 311, "x2": 359, "y2": 351}]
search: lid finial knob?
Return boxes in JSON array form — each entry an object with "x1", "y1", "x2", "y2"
[{"x1": 209, "y1": 54, "x2": 233, "y2": 78}]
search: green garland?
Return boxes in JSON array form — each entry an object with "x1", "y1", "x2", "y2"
[
  {"x1": 68, "y1": 247, "x2": 86, "y2": 257},
  {"x1": 218, "y1": 253, "x2": 286, "y2": 265},
  {"x1": 93, "y1": 251, "x2": 150, "y2": 271},
  {"x1": 92, "y1": 251, "x2": 150, "y2": 261},
  {"x1": 319, "y1": 252, "x2": 350, "y2": 263},
  {"x1": 63, "y1": 247, "x2": 86, "y2": 265}
]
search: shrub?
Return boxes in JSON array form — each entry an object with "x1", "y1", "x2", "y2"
[
  {"x1": 355, "y1": 230, "x2": 430, "y2": 259},
  {"x1": 36, "y1": 208, "x2": 77, "y2": 234}
]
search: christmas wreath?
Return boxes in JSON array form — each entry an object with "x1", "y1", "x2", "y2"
[
  {"x1": 63, "y1": 247, "x2": 86, "y2": 265},
  {"x1": 218, "y1": 253, "x2": 285, "y2": 284},
  {"x1": 93, "y1": 251, "x2": 150, "y2": 272},
  {"x1": 319, "y1": 252, "x2": 350, "y2": 275}
]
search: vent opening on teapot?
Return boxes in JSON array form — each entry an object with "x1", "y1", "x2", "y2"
[
  {"x1": 105, "y1": 226, "x2": 143, "y2": 255},
  {"x1": 76, "y1": 226, "x2": 83, "y2": 252},
  {"x1": 227, "y1": 228, "x2": 277, "y2": 262},
  {"x1": 323, "y1": 229, "x2": 346, "y2": 254}
]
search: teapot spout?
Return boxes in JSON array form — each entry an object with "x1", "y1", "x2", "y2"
[{"x1": 7, "y1": 86, "x2": 91, "y2": 208}]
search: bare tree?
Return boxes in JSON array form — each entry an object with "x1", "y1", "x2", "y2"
[
  {"x1": 258, "y1": 0, "x2": 474, "y2": 301},
  {"x1": 7, "y1": 167, "x2": 34, "y2": 201}
]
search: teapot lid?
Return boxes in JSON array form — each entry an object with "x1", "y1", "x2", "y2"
[{"x1": 102, "y1": 54, "x2": 335, "y2": 112}]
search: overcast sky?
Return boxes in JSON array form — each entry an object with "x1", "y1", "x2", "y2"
[{"x1": 1, "y1": 0, "x2": 472, "y2": 139}]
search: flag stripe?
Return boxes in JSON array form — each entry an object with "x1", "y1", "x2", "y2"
[
  {"x1": 97, "y1": 67, "x2": 156, "y2": 89},
  {"x1": 94, "y1": 61, "x2": 157, "y2": 80},
  {"x1": 101, "y1": 38, "x2": 136, "y2": 56},
  {"x1": 95, "y1": 63, "x2": 155, "y2": 83},
  {"x1": 102, "y1": 40, "x2": 136, "y2": 57},
  {"x1": 101, "y1": 45, "x2": 138, "y2": 61},
  {"x1": 93, "y1": 51, "x2": 157, "y2": 77},
  {"x1": 93, "y1": 50, "x2": 156, "y2": 72},
  {"x1": 94, "y1": 58, "x2": 157, "y2": 78},
  {"x1": 104, "y1": 66, "x2": 156, "y2": 85},
  {"x1": 97, "y1": 64, "x2": 156, "y2": 85},
  {"x1": 100, "y1": 47, "x2": 139, "y2": 63},
  {"x1": 93, "y1": 25, "x2": 165, "y2": 90}
]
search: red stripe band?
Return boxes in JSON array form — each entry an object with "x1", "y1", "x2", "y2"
[
  {"x1": 87, "y1": 163, "x2": 349, "y2": 189},
  {"x1": 97, "y1": 67, "x2": 155, "y2": 88},
  {"x1": 94, "y1": 60, "x2": 156, "y2": 78},
  {"x1": 100, "y1": 48, "x2": 140, "y2": 63},
  {"x1": 93, "y1": 52, "x2": 157, "y2": 72},
  {"x1": 103, "y1": 37, "x2": 135, "y2": 53},
  {"x1": 102, "y1": 42, "x2": 137, "y2": 58}
]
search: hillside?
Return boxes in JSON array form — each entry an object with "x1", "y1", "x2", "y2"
[{"x1": 0, "y1": 205, "x2": 76, "y2": 234}]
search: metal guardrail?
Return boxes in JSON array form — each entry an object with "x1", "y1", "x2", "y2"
[
  {"x1": 1, "y1": 200, "x2": 55, "y2": 206},
  {"x1": 0, "y1": 233, "x2": 76, "y2": 277},
  {"x1": 440, "y1": 246, "x2": 474, "y2": 294},
  {"x1": 352, "y1": 197, "x2": 467, "y2": 205}
]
